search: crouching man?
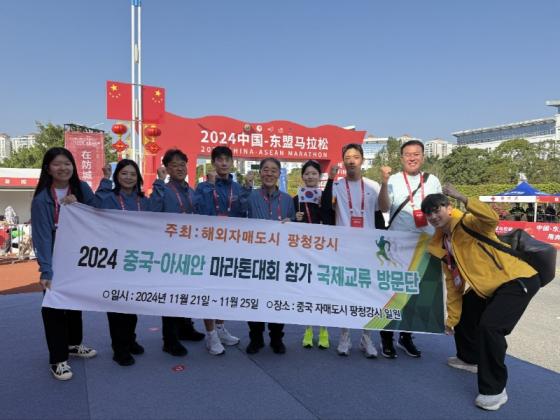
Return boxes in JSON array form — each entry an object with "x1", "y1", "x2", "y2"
[{"x1": 421, "y1": 184, "x2": 540, "y2": 411}]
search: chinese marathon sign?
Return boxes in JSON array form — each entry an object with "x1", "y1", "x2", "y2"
[
  {"x1": 497, "y1": 220, "x2": 560, "y2": 248},
  {"x1": 64, "y1": 131, "x2": 105, "y2": 188},
  {"x1": 43, "y1": 204, "x2": 444, "y2": 333}
]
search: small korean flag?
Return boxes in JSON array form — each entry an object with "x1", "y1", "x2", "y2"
[{"x1": 298, "y1": 187, "x2": 322, "y2": 204}]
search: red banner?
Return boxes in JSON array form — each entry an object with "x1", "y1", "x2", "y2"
[
  {"x1": 64, "y1": 132, "x2": 105, "y2": 189},
  {"x1": 142, "y1": 85, "x2": 165, "y2": 123},
  {"x1": 497, "y1": 220, "x2": 560, "y2": 248}
]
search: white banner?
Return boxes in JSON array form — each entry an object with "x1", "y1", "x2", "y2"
[{"x1": 43, "y1": 204, "x2": 444, "y2": 332}]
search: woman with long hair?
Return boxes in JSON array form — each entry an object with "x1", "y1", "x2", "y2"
[
  {"x1": 31, "y1": 147, "x2": 98, "y2": 381},
  {"x1": 96, "y1": 159, "x2": 149, "y2": 366},
  {"x1": 294, "y1": 160, "x2": 334, "y2": 349}
]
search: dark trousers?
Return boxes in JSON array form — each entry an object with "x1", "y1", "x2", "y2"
[
  {"x1": 107, "y1": 312, "x2": 138, "y2": 355},
  {"x1": 161, "y1": 317, "x2": 194, "y2": 344},
  {"x1": 248, "y1": 322, "x2": 284, "y2": 342},
  {"x1": 380, "y1": 330, "x2": 411, "y2": 341},
  {"x1": 41, "y1": 306, "x2": 83, "y2": 365},
  {"x1": 454, "y1": 275, "x2": 539, "y2": 395}
]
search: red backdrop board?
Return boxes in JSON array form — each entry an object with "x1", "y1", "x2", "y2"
[
  {"x1": 497, "y1": 220, "x2": 560, "y2": 248},
  {"x1": 64, "y1": 131, "x2": 105, "y2": 189},
  {"x1": 142, "y1": 112, "x2": 366, "y2": 185}
]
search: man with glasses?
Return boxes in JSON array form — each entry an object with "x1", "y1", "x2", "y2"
[{"x1": 377, "y1": 140, "x2": 442, "y2": 358}]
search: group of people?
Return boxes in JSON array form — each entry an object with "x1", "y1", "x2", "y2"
[
  {"x1": 31, "y1": 140, "x2": 542, "y2": 411},
  {"x1": 509, "y1": 202, "x2": 556, "y2": 222}
]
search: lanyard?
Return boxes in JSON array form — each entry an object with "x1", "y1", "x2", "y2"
[
  {"x1": 443, "y1": 234, "x2": 463, "y2": 289},
  {"x1": 213, "y1": 184, "x2": 233, "y2": 214},
  {"x1": 50, "y1": 185, "x2": 70, "y2": 226},
  {"x1": 403, "y1": 172, "x2": 424, "y2": 209},
  {"x1": 345, "y1": 178, "x2": 364, "y2": 216},
  {"x1": 169, "y1": 182, "x2": 194, "y2": 213},
  {"x1": 261, "y1": 190, "x2": 282, "y2": 220},
  {"x1": 117, "y1": 193, "x2": 141, "y2": 211}
]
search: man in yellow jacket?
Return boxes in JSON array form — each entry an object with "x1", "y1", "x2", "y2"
[{"x1": 421, "y1": 184, "x2": 540, "y2": 411}]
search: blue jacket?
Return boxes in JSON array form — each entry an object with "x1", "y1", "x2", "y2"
[
  {"x1": 248, "y1": 188, "x2": 296, "y2": 221},
  {"x1": 95, "y1": 178, "x2": 152, "y2": 211},
  {"x1": 31, "y1": 181, "x2": 96, "y2": 281},
  {"x1": 149, "y1": 179, "x2": 201, "y2": 214},
  {"x1": 196, "y1": 175, "x2": 251, "y2": 217}
]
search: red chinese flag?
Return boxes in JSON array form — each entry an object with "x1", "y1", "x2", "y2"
[
  {"x1": 106, "y1": 81, "x2": 132, "y2": 120},
  {"x1": 142, "y1": 85, "x2": 165, "y2": 123}
]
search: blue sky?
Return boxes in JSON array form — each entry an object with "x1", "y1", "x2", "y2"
[{"x1": 1, "y1": 0, "x2": 559, "y2": 141}]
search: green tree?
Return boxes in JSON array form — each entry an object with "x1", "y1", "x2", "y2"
[
  {"x1": 0, "y1": 122, "x2": 117, "y2": 168},
  {"x1": 439, "y1": 146, "x2": 491, "y2": 185}
]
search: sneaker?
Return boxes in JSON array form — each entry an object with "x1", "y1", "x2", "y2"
[
  {"x1": 270, "y1": 339, "x2": 286, "y2": 354},
  {"x1": 206, "y1": 330, "x2": 226, "y2": 356},
  {"x1": 302, "y1": 327, "x2": 314, "y2": 348},
  {"x1": 359, "y1": 333, "x2": 378, "y2": 359},
  {"x1": 447, "y1": 356, "x2": 478, "y2": 373},
  {"x1": 68, "y1": 344, "x2": 97, "y2": 359},
  {"x1": 318, "y1": 327, "x2": 330, "y2": 349},
  {"x1": 216, "y1": 324, "x2": 240, "y2": 346},
  {"x1": 50, "y1": 361, "x2": 73, "y2": 381},
  {"x1": 130, "y1": 342, "x2": 145, "y2": 355},
  {"x1": 397, "y1": 334, "x2": 421, "y2": 358},
  {"x1": 475, "y1": 389, "x2": 508, "y2": 411},
  {"x1": 113, "y1": 352, "x2": 135, "y2": 366},
  {"x1": 162, "y1": 341, "x2": 188, "y2": 357},
  {"x1": 246, "y1": 340, "x2": 265, "y2": 354},
  {"x1": 337, "y1": 329, "x2": 352, "y2": 356},
  {"x1": 381, "y1": 339, "x2": 397, "y2": 359}
]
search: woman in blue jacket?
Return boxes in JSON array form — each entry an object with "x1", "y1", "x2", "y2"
[
  {"x1": 96, "y1": 159, "x2": 149, "y2": 366},
  {"x1": 31, "y1": 147, "x2": 97, "y2": 381}
]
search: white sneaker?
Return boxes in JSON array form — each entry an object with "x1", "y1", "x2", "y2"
[
  {"x1": 68, "y1": 344, "x2": 97, "y2": 358},
  {"x1": 359, "y1": 332, "x2": 378, "y2": 358},
  {"x1": 216, "y1": 324, "x2": 240, "y2": 346},
  {"x1": 50, "y1": 361, "x2": 73, "y2": 381},
  {"x1": 447, "y1": 356, "x2": 478, "y2": 373},
  {"x1": 337, "y1": 329, "x2": 352, "y2": 356},
  {"x1": 475, "y1": 389, "x2": 508, "y2": 411},
  {"x1": 206, "y1": 330, "x2": 225, "y2": 356}
]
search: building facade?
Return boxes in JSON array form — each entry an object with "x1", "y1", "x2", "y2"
[
  {"x1": 425, "y1": 138, "x2": 454, "y2": 158},
  {"x1": 11, "y1": 134, "x2": 37, "y2": 153},
  {"x1": 0, "y1": 133, "x2": 11, "y2": 162},
  {"x1": 452, "y1": 100, "x2": 560, "y2": 151}
]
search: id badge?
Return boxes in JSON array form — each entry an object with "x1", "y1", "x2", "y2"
[
  {"x1": 350, "y1": 216, "x2": 364, "y2": 228},
  {"x1": 413, "y1": 209, "x2": 428, "y2": 228}
]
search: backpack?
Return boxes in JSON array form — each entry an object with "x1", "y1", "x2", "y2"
[{"x1": 460, "y1": 220, "x2": 556, "y2": 287}]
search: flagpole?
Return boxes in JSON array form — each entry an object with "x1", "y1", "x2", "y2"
[
  {"x1": 130, "y1": 1, "x2": 136, "y2": 161},
  {"x1": 138, "y1": 1, "x2": 144, "y2": 170}
]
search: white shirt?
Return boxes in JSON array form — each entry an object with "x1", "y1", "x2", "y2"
[
  {"x1": 332, "y1": 177, "x2": 380, "y2": 229},
  {"x1": 54, "y1": 188, "x2": 69, "y2": 202},
  {"x1": 387, "y1": 171, "x2": 442, "y2": 234}
]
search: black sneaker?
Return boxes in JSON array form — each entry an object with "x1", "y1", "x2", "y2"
[
  {"x1": 113, "y1": 352, "x2": 135, "y2": 366},
  {"x1": 381, "y1": 339, "x2": 397, "y2": 359},
  {"x1": 163, "y1": 341, "x2": 188, "y2": 357},
  {"x1": 397, "y1": 335, "x2": 421, "y2": 358},
  {"x1": 246, "y1": 340, "x2": 265, "y2": 354},
  {"x1": 270, "y1": 340, "x2": 286, "y2": 354},
  {"x1": 130, "y1": 342, "x2": 145, "y2": 355},
  {"x1": 178, "y1": 321, "x2": 205, "y2": 342}
]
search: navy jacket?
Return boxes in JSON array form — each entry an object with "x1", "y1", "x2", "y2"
[
  {"x1": 95, "y1": 178, "x2": 152, "y2": 211},
  {"x1": 196, "y1": 175, "x2": 252, "y2": 217},
  {"x1": 31, "y1": 181, "x2": 96, "y2": 281},
  {"x1": 248, "y1": 188, "x2": 295, "y2": 221},
  {"x1": 150, "y1": 179, "x2": 201, "y2": 214}
]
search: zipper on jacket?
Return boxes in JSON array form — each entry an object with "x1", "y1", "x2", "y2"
[{"x1": 476, "y1": 242, "x2": 504, "y2": 270}]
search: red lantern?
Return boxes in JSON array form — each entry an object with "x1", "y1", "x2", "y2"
[
  {"x1": 112, "y1": 123, "x2": 128, "y2": 136},
  {"x1": 144, "y1": 126, "x2": 161, "y2": 138}
]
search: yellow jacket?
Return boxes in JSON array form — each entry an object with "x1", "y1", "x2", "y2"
[{"x1": 427, "y1": 198, "x2": 536, "y2": 328}]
